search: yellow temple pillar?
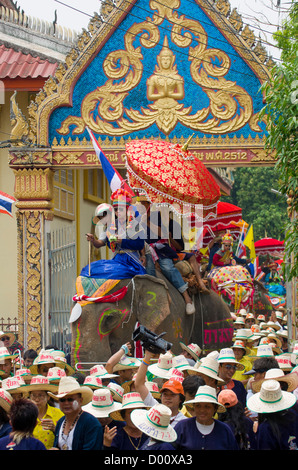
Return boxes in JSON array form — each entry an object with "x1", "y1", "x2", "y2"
[{"x1": 13, "y1": 167, "x2": 54, "y2": 352}]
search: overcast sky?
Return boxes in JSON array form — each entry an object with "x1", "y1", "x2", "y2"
[{"x1": 15, "y1": 0, "x2": 290, "y2": 60}]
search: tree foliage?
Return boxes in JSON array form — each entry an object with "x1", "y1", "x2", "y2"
[
  {"x1": 259, "y1": 1, "x2": 298, "y2": 281},
  {"x1": 222, "y1": 167, "x2": 287, "y2": 241}
]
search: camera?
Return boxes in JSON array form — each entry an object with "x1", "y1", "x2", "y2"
[{"x1": 132, "y1": 325, "x2": 172, "y2": 355}]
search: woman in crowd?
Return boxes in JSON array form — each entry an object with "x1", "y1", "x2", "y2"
[
  {"x1": 174, "y1": 384, "x2": 239, "y2": 450},
  {"x1": 49, "y1": 376, "x2": 103, "y2": 450},
  {"x1": 217, "y1": 389, "x2": 257, "y2": 449},
  {"x1": 247, "y1": 379, "x2": 298, "y2": 450},
  {"x1": 27, "y1": 375, "x2": 64, "y2": 449},
  {"x1": 104, "y1": 392, "x2": 149, "y2": 450}
]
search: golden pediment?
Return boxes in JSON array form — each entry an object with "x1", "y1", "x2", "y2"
[{"x1": 56, "y1": 1, "x2": 265, "y2": 137}]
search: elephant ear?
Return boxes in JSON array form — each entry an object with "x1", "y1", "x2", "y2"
[{"x1": 133, "y1": 274, "x2": 171, "y2": 331}]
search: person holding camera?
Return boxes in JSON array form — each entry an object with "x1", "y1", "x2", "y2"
[{"x1": 134, "y1": 350, "x2": 186, "y2": 428}]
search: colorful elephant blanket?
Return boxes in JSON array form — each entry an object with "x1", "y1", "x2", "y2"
[
  {"x1": 208, "y1": 265, "x2": 254, "y2": 310},
  {"x1": 73, "y1": 276, "x2": 124, "y2": 306}
]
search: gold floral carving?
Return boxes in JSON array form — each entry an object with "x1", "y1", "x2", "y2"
[
  {"x1": 14, "y1": 168, "x2": 54, "y2": 211},
  {"x1": 24, "y1": 211, "x2": 43, "y2": 351},
  {"x1": 56, "y1": 0, "x2": 263, "y2": 137},
  {"x1": 16, "y1": 210, "x2": 45, "y2": 351}
]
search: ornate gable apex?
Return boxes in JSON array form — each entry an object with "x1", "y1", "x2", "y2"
[{"x1": 13, "y1": 0, "x2": 274, "y2": 158}]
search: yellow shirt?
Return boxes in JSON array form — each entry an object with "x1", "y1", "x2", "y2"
[
  {"x1": 33, "y1": 404, "x2": 64, "y2": 449},
  {"x1": 233, "y1": 356, "x2": 253, "y2": 382},
  {"x1": 181, "y1": 404, "x2": 193, "y2": 418}
]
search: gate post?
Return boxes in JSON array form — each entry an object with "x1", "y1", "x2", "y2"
[{"x1": 12, "y1": 165, "x2": 54, "y2": 352}]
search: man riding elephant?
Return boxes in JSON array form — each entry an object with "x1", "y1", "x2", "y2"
[
  {"x1": 212, "y1": 231, "x2": 248, "y2": 269},
  {"x1": 135, "y1": 196, "x2": 209, "y2": 316}
]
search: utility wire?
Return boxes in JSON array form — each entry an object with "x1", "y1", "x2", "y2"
[{"x1": 53, "y1": 0, "x2": 276, "y2": 82}]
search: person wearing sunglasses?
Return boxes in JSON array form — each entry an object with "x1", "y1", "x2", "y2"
[
  {"x1": 48, "y1": 376, "x2": 103, "y2": 450},
  {"x1": 217, "y1": 348, "x2": 247, "y2": 409},
  {"x1": 0, "y1": 331, "x2": 24, "y2": 358}
]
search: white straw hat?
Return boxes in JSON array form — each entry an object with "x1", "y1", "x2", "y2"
[
  {"x1": 107, "y1": 382, "x2": 124, "y2": 402},
  {"x1": 29, "y1": 352, "x2": 56, "y2": 375},
  {"x1": 171, "y1": 354, "x2": 197, "y2": 372},
  {"x1": 0, "y1": 389, "x2": 13, "y2": 412},
  {"x1": 47, "y1": 367, "x2": 67, "y2": 383},
  {"x1": 148, "y1": 352, "x2": 173, "y2": 379},
  {"x1": 0, "y1": 346, "x2": 18, "y2": 362},
  {"x1": 255, "y1": 345, "x2": 274, "y2": 358},
  {"x1": 89, "y1": 364, "x2": 118, "y2": 379},
  {"x1": 112, "y1": 356, "x2": 141, "y2": 372},
  {"x1": 276, "y1": 354, "x2": 293, "y2": 371},
  {"x1": 189, "y1": 356, "x2": 224, "y2": 383},
  {"x1": 82, "y1": 389, "x2": 122, "y2": 418},
  {"x1": 25, "y1": 375, "x2": 58, "y2": 393},
  {"x1": 184, "y1": 385, "x2": 226, "y2": 413},
  {"x1": 131, "y1": 404, "x2": 177, "y2": 443},
  {"x1": 247, "y1": 379, "x2": 296, "y2": 414},
  {"x1": 83, "y1": 375, "x2": 105, "y2": 390},
  {"x1": 48, "y1": 376, "x2": 93, "y2": 405},
  {"x1": 266, "y1": 321, "x2": 280, "y2": 332},
  {"x1": 1, "y1": 376, "x2": 28, "y2": 395},
  {"x1": 109, "y1": 392, "x2": 149, "y2": 421},
  {"x1": 179, "y1": 342, "x2": 201, "y2": 361},
  {"x1": 217, "y1": 348, "x2": 245, "y2": 371}
]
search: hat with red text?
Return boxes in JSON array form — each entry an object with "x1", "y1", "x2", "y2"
[{"x1": 131, "y1": 404, "x2": 177, "y2": 443}]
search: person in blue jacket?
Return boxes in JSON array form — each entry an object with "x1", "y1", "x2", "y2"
[
  {"x1": 84, "y1": 189, "x2": 146, "y2": 280},
  {"x1": 174, "y1": 385, "x2": 239, "y2": 450},
  {"x1": 48, "y1": 376, "x2": 103, "y2": 450}
]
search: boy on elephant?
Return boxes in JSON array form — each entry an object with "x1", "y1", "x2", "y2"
[{"x1": 84, "y1": 189, "x2": 146, "y2": 280}]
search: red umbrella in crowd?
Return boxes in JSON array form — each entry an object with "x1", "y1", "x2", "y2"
[
  {"x1": 254, "y1": 238, "x2": 285, "y2": 257},
  {"x1": 125, "y1": 139, "x2": 221, "y2": 220}
]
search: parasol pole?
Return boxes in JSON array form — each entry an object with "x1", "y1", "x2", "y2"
[{"x1": 88, "y1": 240, "x2": 91, "y2": 276}]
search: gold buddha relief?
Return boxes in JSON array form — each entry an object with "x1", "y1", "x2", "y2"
[{"x1": 146, "y1": 37, "x2": 185, "y2": 133}]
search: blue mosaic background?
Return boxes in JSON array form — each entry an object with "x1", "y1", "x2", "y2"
[{"x1": 48, "y1": 0, "x2": 267, "y2": 145}]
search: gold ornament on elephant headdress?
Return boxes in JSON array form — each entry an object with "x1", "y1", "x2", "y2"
[{"x1": 222, "y1": 230, "x2": 233, "y2": 245}]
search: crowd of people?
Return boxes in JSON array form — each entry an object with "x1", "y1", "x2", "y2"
[{"x1": 0, "y1": 303, "x2": 297, "y2": 451}]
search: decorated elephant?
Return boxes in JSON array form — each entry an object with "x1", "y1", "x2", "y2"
[
  {"x1": 207, "y1": 265, "x2": 274, "y2": 319},
  {"x1": 70, "y1": 272, "x2": 233, "y2": 368}
]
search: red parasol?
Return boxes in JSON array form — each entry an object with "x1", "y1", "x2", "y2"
[
  {"x1": 254, "y1": 238, "x2": 284, "y2": 257},
  {"x1": 201, "y1": 201, "x2": 243, "y2": 246},
  {"x1": 125, "y1": 139, "x2": 221, "y2": 220}
]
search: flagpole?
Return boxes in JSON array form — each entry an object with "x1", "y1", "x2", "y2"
[{"x1": 236, "y1": 221, "x2": 245, "y2": 257}]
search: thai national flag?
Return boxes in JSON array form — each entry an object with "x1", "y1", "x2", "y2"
[
  {"x1": 87, "y1": 127, "x2": 134, "y2": 195},
  {"x1": 0, "y1": 191, "x2": 16, "y2": 217},
  {"x1": 236, "y1": 223, "x2": 246, "y2": 258}
]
